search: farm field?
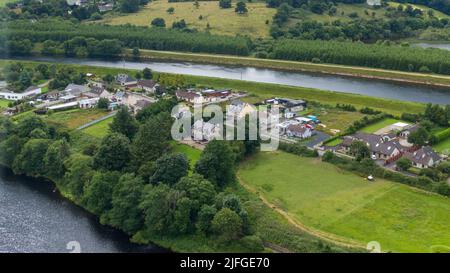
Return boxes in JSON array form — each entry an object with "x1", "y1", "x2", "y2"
[
  {"x1": 82, "y1": 116, "x2": 113, "y2": 138},
  {"x1": 238, "y1": 152, "x2": 450, "y2": 252},
  {"x1": 45, "y1": 108, "x2": 110, "y2": 129},
  {"x1": 360, "y1": 118, "x2": 404, "y2": 133},
  {"x1": 100, "y1": 1, "x2": 276, "y2": 38}
]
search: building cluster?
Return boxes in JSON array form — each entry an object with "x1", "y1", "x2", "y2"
[
  {"x1": 325, "y1": 123, "x2": 444, "y2": 169},
  {"x1": 175, "y1": 88, "x2": 246, "y2": 105}
]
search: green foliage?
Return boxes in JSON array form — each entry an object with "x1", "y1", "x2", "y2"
[
  {"x1": 97, "y1": 98, "x2": 109, "y2": 109},
  {"x1": 0, "y1": 135, "x2": 25, "y2": 167},
  {"x1": 349, "y1": 140, "x2": 371, "y2": 161},
  {"x1": 219, "y1": 0, "x2": 232, "y2": 9},
  {"x1": 196, "y1": 204, "x2": 217, "y2": 234},
  {"x1": 150, "y1": 153, "x2": 189, "y2": 185},
  {"x1": 110, "y1": 106, "x2": 139, "y2": 139},
  {"x1": 151, "y1": 17, "x2": 166, "y2": 27},
  {"x1": 13, "y1": 138, "x2": 51, "y2": 177},
  {"x1": 44, "y1": 139, "x2": 70, "y2": 180},
  {"x1": 396, "y1": 157, "x2": 412, "y2": 171},
  {"x1": 142, "y1": 67, "x2": 153, "y2": 79},
  {"x1": 408, "y1": 127, "x2": 430, "y2": 146},
  {"x1": 63, "y1": 153, "x2": 94, "y2": 198},
  {"x1": 235, "y1": 1, "x2": 248, "y2": 14},
  {"x1": 106, "y1": 173, "x2": 145, "y2": 234},
  {"x1": 195, "y1": 140, "x2": 236, "y2": 188},
  {"x1": 212, "y1": 207, "x2": 243, "y2": 241},
  {"x1": 82, "y1": 171, "x2": 121, "y2": 215},
  {"x1": 175, "y1": 174, "x2": 217, "y2": 210},
  {"x1": 93, "y1": 133, "x2": 131, "y2": 171}
]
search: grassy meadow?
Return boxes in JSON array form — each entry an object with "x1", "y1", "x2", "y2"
[
  {"x1": 45, "y1": 108, "x2": 110, "y2": 129},
  {"x1": 100, "y1": 1, "x2": 276, "y2": 38},
  {"x1": 238, "y1": 152, "x2": 450, "y2": 252},
  {"x1": 0, "y1": 99, "x2": 10, "y2": 108},
  {"x1": 82, "y1": 116, "x2": 114, "y2": 138},
  {"x1": 360, "y1": 118, "x2": 404, "y2": 133}
]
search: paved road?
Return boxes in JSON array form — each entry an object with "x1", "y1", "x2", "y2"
[
  {"x1": 303, "y1": 131, "x2": 331, "y2": 148},
  {"x1": 76, "y1": 111, "x2": 117, "y2": 130}
]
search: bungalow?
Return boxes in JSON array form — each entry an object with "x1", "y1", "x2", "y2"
[
  {"x1": 399, "y1": 124, "x2": 420, "y2": 138},
  {"x1": 137, "y1": 80, "x2": 158, "y2": 93},
  {"x1": 390, "y1": 122, "x2": 410, "y2": 132},
  {"x1": 79, "y1": 98, "x2": 99, "y2": 109},
  {"x1": 116, "y1": 74, "x2": 137, "y2": 87},
  {"x1": 403, "y1": 146, "x2": 443, "y2": 169},
  {"x1": 202, "y1": 89, "x2": 232, "y2": 102},
  {"x1": 286, "y1": 124, "x2": 313, "y2": 139},
  {"x1": 278, "y1": 98, "x2": 307, "y2": 112},
  {"x1": 227, "y1": 100, "x2": 257, "y2": 120},
  {"x1": 0, "y1": 86, "x2": 42, "y2": 101},
  {"x1": 83, "y1": 86, "x2": 107, "y2": 99},
  {"x1": 338, "y1": 132, "x2": 402, "y2": 160},
  {"x1": 176, "y1": 90, "x2": 204, "y2": 104}
]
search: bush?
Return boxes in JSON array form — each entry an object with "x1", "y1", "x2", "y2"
[{"x1": 239, "y1": 235, "x2": 264, "y2": 252}]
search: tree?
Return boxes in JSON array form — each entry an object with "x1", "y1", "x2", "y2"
[
  {"x1": 194, "y1": 140, "x2": 235, "y2": 188},
  {"x1": 120, "y1": 0, "x2": 140, "y2": 13},
  {"x1": 16, "y1": 116, "x2": 47, "y2": 138},
  {"x1": 142, "y1": 67, "x2": 153, "y2": 79},
  {"x1": 196, "y1": 204, "x2": 217, "y2": 234},
  {"x1": 106, "y1": 173, "x2": 145, "y2": 234},
  {"x1": 82, "y1": 171, "x2": 121, "y2": 215},
  {"x1": 150, "y1": 153, "x2": 189, "y2": 185},
  {"x1": 167, "y1": 7, "x2": 175, "y2": 14},
  {"x1": 396, "y1": 157, "x2": 412, "y2": 171},
  {"x1": 151, "y1": 18, "x2": 166, "y2": 27},
  {"x1": 235, "y1": 1, "x2": 248, "y2": 14},
  {"x1": 132, "y1": 47, "x2": 140, "y2": 57},
  {"x1": 349, "y1": 140, "x2": 371, "y2": 161},
  {"x1": 63, "y1": 153, "x2": 95, "y2": 198},
  {"x1": 212, "y1": 208, "x2": 243, "y2": 241},
  {"x1": 219, "y1": 0, "x2": 232, "y2": 9},
  {"x1": 408, "y1": 127, "x2": 429, "y2": 146},
  {"x1": 93, "y1": 133, "x2": 132, "y2": 171},
  {"x1": 13, "y1": 139, "x2": 51, "y2": 177},
  {"x1": 0, "y1": 135, "x2": 25, "y2": 167},
  {"x1": 97, "y1": 98, "x2": 109, "y2": 109},
  {"x1": 175, "y1": 174, "x2": 216, "y2": 210},
  {"x1": 172, "y1": 19, "x2": 187, "y2": 30},
  {"x1": 44, "y1": 139, "x2": 70, "y2": 180},
  {"x1": 132, "y1": 112, "x2": 172, "y2": 163},
  {"x1": 109, "y1": 106, "x2": 139, "y2": 139}
]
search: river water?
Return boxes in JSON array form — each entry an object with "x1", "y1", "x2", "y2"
[
  {"x1": 7, "y1": 56, "x2": 450, "y2": 105},
  {"x1": 0, "y1": 167, "x2": 167, "y2": 253}
]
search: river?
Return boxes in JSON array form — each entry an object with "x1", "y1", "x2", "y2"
[
  {"x1": 0, "y1": 167, "x2": 167, "y2": 253},
  {"x1": 7, "y1": 56, "x2": 450, "y2": 105}
]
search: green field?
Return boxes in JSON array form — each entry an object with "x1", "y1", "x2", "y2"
[
  {"x1": 433, "y1": 138, "x2": 450, "y2": 154},
  {"x1": 171, "y1": 142, "x2": 202, "y2": 169},
  {"x1": 0, "y1": 99, "x2": 10, "y2": 108},
  {"x1": 238, "y1": 152, "x2": 450, "y2": 252},
  {"x1": 45, "y1": 108, "x2": 110, "y2": 129},
  {"x1": 100, "y1": 1, "x2": 275, "y2": 38},
  {"x1": 310, "y1": 108, "x2": 365, "y2": 135},
  {"x1": 82, "y1": 116, "x2": 113, "y2": 138},
  {"x1": 360, "y1": 118, "x2": 404, "y2": 133}
]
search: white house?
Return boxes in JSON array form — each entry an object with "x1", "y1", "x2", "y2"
[
  {"x1": 0, "y1": 86, "x2": 42, "y2": 101},
  {"x1": 192, "y1": 120, "x2": 222, "y2": 141},
  {"x1": 286, "y1": 124, "x2": 313, "y2": 139},
  {"x1": 403, "y1": 146, "x2": 443, "y2": 169},
  {"x1": 79, "y1": 98, "x2": 100, "y2": 109}
]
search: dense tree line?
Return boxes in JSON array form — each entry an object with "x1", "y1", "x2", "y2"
[
  {"x1": 42, "y1": 36, "x2": 123, "y2": 58},
  {"x1": 271, "y1": 39, "x2": 450, "y2": 74},
  {"x1": 392, "y1": 0, "x2": 450, "y2": 15},
  {"x1": 1, "y1": 19, "x2": 251, "y2": 56},
  {"x1": 0, "y1": 99, "x2": 264, "y2": 251}
]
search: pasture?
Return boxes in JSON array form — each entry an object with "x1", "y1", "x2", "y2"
[
  {"x1": 99, "y1": 1, "x2": 276, "y2": 38},
  {"x1": 238, "y1": 152, "x2": 450, "y2": 252},
  {"x1": 82, "y1": 116, "x2": 113, "y2": 138},
  {"x1": 359, "y1": 118, "x2": 404, "y2": 133}
]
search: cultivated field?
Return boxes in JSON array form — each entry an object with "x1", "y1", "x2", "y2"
[
  {"x1": 100, "y1": 1, "x2": 276, "y2": 38},
  {"x1": 238, "y1": 152, "x2": 450, "y2": 252}
]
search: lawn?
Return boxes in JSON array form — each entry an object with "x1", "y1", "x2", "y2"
[
  {"x1": 433, "y1": 137, "x2": 450, "y2": 154},
  {"x1": 82, "y1": 116, "x2": 113, "y2": 138},
  {"x1": 99, "y1": 1, "x2": 276, "y2": 38},
  {"x1": 0, "y1": 99, "x2": 10, "y2": 109},
  {"x1": 306, "y1": 108, "x2": 365, "y2": 135},
  {"x1": 171, "y1": 142, "x2": 202, "y2": 170},
  {"x1": 360, "y1": 118, "x2": 404, "y2": 133},
  {"x1": 238, "y1": 152, "x2": 450, "y2": 252},
  {"x1": 45, "y1": 108, "x2": 110, "y2": 129}
]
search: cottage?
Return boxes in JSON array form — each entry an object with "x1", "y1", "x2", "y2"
[
  {"x1": 137, "y1": 80, "x2": 157, "y2": 93},
  {"x1": 202, "y1": 89, "x2": 232, "y2": 102},
  {"x1": 64, "y1": 84, "x2": 89, "y2": 97},
  {"x1": 83, "y1": 86, "x2": 106, "y2": 99},
  {"x1": 286, "y1": 124, "x2": 313, "y2": 139},
  {"x1": 176, "y1": 90, "x2": 204, "y2": 104},
  {"x1": 79, "y1": 98, "x2": 100, "y2": 109},
  {"x1": 403, "y1": 146, "x2": 443, "y2": 169},
  {"x1": 116, "y1": 74, "x2": 137, "y2": 87}
]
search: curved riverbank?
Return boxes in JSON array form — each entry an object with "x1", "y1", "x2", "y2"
[{"x1": 0, "y1": 166, "x2": 168, "y2": 253}]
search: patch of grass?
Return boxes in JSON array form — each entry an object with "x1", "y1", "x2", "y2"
[
  {"x1": 99, "y1": 1, "x2": 276, "y2": 38},
  {"x1": 45, "y1": 108, "x2": 109, "y2": 129},
  {"x1": 309, "y1": 108, "x2": 365, "y2": 135},
  {"x1": 82, "y1": 116, "x2": 113, "y2": 138},
  {"x1": 359, "y1": 118, "x2": 404, "y2": 133},
  {"x1": 433, "y1": 137, "x2": 450, "y2": 154},
  {"x1": 171, "y1": 142, "x2": 202, "y2": 169},
  {"x1": 238, "y1": 152, "x2": 450, "y2": 252},
  {"x1": 325, "y1": 138, "x2": 343, "y2": 147},
  {"x1": 0, "y1": 99, "x2": 10, "y2": 109}
]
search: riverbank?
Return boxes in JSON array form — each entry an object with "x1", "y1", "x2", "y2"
[
  {"x1": 128, "y1": 49, "x2": 450, "y2": 88},
  {"x1": 0, "y1": 59, "x2": 427, "y2": 116}
]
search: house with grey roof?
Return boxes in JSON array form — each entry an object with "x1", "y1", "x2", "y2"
[
  {"x1": 116, "y1": 74, "x2": 137, "y2": 87},
  {"x1": 403, "y1": 146, "x2": 443, "y2": 169},
  {"x1": 64, "y1": 84, "x2": 89, "y2": 97}
]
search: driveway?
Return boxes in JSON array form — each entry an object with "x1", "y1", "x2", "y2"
[{"x1": 303, "y1": 131, "x2": 331, "y2": 148}]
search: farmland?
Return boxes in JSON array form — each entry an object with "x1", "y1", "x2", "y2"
[
  {"x1": 100, "y1": 1, "x2": 276, "y2": 38},
  {"x1": 238, "y1": 152, "x2": 450, "y2": 252}
]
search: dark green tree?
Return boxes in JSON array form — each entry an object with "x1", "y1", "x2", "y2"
[
  {"x1": 212, "y1": 208, "x2": 243, "y2": 241},
  {"x1": 44, "y1": 139, "x2": 71, "y2": 180},
  {"x1": 13, "y1": 139, "x2": 51, "y2": 177},
  {"x1": 82, "y1": 171, "x2": 121, "y2": 215},
  {"x1": 235, "y1": 1, "x2": 248, "y2": 14},
  {"x1": 109, "y1": 106, "x2": 139, "y2": 139},
  {"x1": 93, "y1": 133, "x2": 132, "y2": 171},
  {"x1": 150, "y1": 153, "x2": 189, "y2": 185}
]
